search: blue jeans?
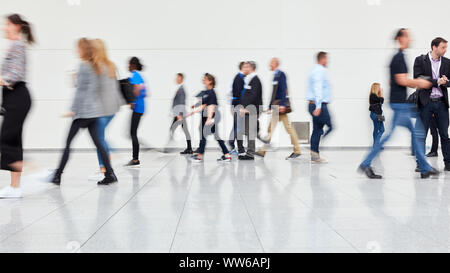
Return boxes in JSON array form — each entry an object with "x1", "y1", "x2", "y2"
[
  {"x1": 309, "y1": 103, "x2": 333, "y2": 153},
  {"x1": 361, "y1": 103, "x2": 431, "y2": 173},
  {"x1": 370, "y1": 112, "x2": 385, "y2": 147},
  {"x1": 96, "y1": 115, "x2": 114, "y2": 167}
]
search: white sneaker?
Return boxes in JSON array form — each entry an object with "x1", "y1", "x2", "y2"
[
  {"x1": 88, "y1": 171, "x2": 105, "y2": 181},
  {"x1": 0, "y1": 186, "x2": 22, "y2": 199}
]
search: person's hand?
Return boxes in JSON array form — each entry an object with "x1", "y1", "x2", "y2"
[
  {"x1": 313, "y1": 108, "x2": 321, "y2": 117},
  {"x1": 279, "y1": 106, "x2": 286, "y2": 114},
  {"x1": 177, "y1": 115, "x2": 183, "y2": 121},
  {"x1": 440, "y1": 75, "x2": 449, "y2": 85},
  {"x1": 186, "y1": 111, "x2": 194, "y2": 117},
  {"x1": 129, "y1": 103, "x2": 135, "y2": 109},
  {"x1": 0, "y1": 76, "x2": 4, "y2": 86},
  {"x1": 205, "y1": 118, "x2": 214, "y2": 126},
  {"x1": 62, "y1": 111, "x2": 75, "y2": 118},
  {"x1": 417, "y1": 79, "x2": 432, "y2": 89}
]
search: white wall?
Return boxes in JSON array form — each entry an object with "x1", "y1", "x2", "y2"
[{"x1": 1, "y1": 0, "x2": 449, "y2": 149}]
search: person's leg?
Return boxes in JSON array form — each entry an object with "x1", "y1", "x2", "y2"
[
  {"x1": 418, "y1": 104, "x2": 433, "y2": 158},
  {"x1": 309, "y1": 104, "x2": 325, "y2": 154},
  {"x1": 56, "y1": 120, "x2": 82, "y2": 174},
  {"x1": 228, "y1": 112, "x2": 237, "y2": 149},
  {"x1": 360, "y1": 106, "x2": 400, "y2": 168},
  {"x1": 322, "y1": 104, "x2": 333, "y2": 138},
  {"x1": 181, "y1": 118, "x2": 192, "y2": 150},
  {"x1": 88, "y1": 120, "x2": 115, "y2": 175},
  {"x1": 169, "y1": 117, "x2": 178, "y2": 140},
  {"x1": 430, "y1": 115, "x2": 439, "y2": 154},
  {"x1": 434, "y1": 102, "x2": 450, "y2": 166},
  {"x1": 280, "y1": 114, "x2": 301, "y2": 154},
  {"x1": 96, "y1": 115, "x2": 114, "y2": 170},
  {"x1": 246, "y1": 113, "x2": 258, "y2": 154},
  {"x1": 407, "y1": 108, "x2": 432, "y2": 173},
  {"x1": 130, "y1": 112, "x2": 142, "y2": 161},
  {"x1": 370, "y1": 112, "x2": 379, "y2": 146},
  {"x1": 212, "y1": 122, "x2": 230, "y2": 155},
  {"x1": 198, "y1": 118, "x2": 209, "y2": 155},
  {"x1": 236, "y1": 112, "x2": 245, "y2": 153}
]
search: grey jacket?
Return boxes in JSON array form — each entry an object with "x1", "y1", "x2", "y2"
[
  {"x1": 172, "y1": 85, "x2": 187, "y2": 116},
  {"x1": 71, "y1": 62, "x2": 103, "y2": 119},
  {"x1": 98, "y1": 65, "x2": 124, "y2": 117}
]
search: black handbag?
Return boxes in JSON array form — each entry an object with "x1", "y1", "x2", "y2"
[
  {"x1": 118, "y1": 78, "x2": 136, "y2": 104},
  {"x1": 376, "y1": 114, "x2": 385, "y2": 122}
]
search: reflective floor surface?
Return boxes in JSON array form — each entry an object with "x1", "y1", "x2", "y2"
[{"x1": 1, "y1": 149, "x2": 450, "y2": 253}]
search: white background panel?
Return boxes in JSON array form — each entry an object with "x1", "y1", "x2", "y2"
[{"x1": 0, "y1": 0, "x2": 449, "y2": 149}]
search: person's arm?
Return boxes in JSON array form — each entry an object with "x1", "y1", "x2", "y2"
[
  {"x1": 394, "y1": 73, "x2": 432, "y2": 89},
  {"x1": 312, "y1": 69, "x2": 324, "y2": 109},
  {"x1": 279, "y1": 72, "x2": 288, "y2": 106},
  {"x1": 413, "y1": 56, "x2": 438, "y2": 88},
  {"x1": 231, "y1": 77, "x2": 240, "y2": 106},
  {"x1": 205, "y1": 105, "x2": 215, "y2": 125},
  {"x1": 70, "y1": 64, "x2": 86, "y2": 115},
  {"x1": 187, "y1": 104, "x2": 206, "y2": 117}
]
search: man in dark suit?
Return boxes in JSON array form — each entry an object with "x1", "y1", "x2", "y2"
[
  {"x1": 239, "y1": 61, "x2": 263, "y2": 160},
  {"x1": 170, "y1": 73, "x2": 192, "y2": 154},
  {"x1": 414, "y1": 37, "x2": 450, "y2": 170},
  {"x1": 228, "y1": 61, "x2": 248, "y2": 155}
]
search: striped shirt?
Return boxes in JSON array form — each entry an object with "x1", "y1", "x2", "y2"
[{"x1": 1, "y1": 39, "x2": 27, "y2": 87}]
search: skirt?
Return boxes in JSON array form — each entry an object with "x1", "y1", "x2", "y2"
[{"x1": 1, "y1": 82, "x2": 32, "y2": 171}]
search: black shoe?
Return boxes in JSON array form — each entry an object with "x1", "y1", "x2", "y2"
[
  {"x1": 50, "y1": 172, "x2": 61, "y2": 185},
  {"x1": 98, "y1": 173, "x2": 118, "y2": 185},
  {"x1": 193, "y1": 149, "x2": 200, "y2": 155},
  {"x1": 286, "y1": 153, "x2": 301, "y2": 160},
  {"x1": 426, "y1": 151, "x2": 438, "y2": 157},
  {"x1": 358, "y1": 166, "x2": 382, "y2": 179},
  {"x1": 238, "y1": 154, "x2": 255, "y2": 160},
  {"x1": 415, "y1": 165, "x2": 421, "y2": 173},
  {"x1": 124, "y1": 160, "x2": 140, "y2": 167},
  {"x1": 421, "y1": 168, "x2": 440, "y2": 179},
  {"x1": 180, "y1": 148, "x2": 193, "y2": 155},
  {"x1": 445, "y1": 164, "x2": 450, "y2": 172}
]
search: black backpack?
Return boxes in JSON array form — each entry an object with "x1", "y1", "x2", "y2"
[{"x1": 118, "y1": 78, "x2": 136, "y2": 104}]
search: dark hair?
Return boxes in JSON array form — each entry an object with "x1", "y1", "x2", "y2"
[
  {"x1": 394, "y1": 28, "x2": 407, "y2": 40},
  {"x1": 204, "y1": 73, "x2": 216, "y2": 88},
  {"x1": 248, "y1": 61, "x2": 256, "y2": 70},
  {"x1": 238, "y1": 61, "x2": 246, "y2": 70},
  {"x1": 431, "y1": 37, "x2": 448, "y2": 50},
  {"x1": 177, "y1": 73, "x2": 184, "y2": 79},
  {"x1": 317, "y1": 51, "x2": 327, "y2": 62},
  {"x1": 7, "y1": 14, "x2": 35, "y2": 44},
  {"x1": 129, "y1": 57, "x2": 143, "y2": 71}
]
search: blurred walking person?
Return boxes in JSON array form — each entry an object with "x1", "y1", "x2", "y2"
[
  {"x1": 89, "y1": 39, "x2": 124, "y2": 180},
  {"x1": 170, "y1": 73, "x2": 193, "y2": 154},
  {"x1": 186, "y1": 73, "x2": 231, "y2": 162},
  {"x1": 0, "y1": 14, "x2": 33, "y2": 198},
  {"x1": 238, "y1": 61, "x2": 263, "y2": 160},
  {"x1": 50, "y1": 38, "x2": 117, "y2": 185},
  {"x1": 359, "y1": 29, "x2": 438, "y2": 179},
  {"x1": 256, "y1": 58, "x2": 301, "y2": 160},
  {"x1": 228, "y1": 61, "x2": 248, "y2": 156},
  {"x1": 368, "y1": 83, "x2": 385, "y2": 148},
  {"x1": 125, "y1": 57, "x2": 147, "y2": 167},
  {"x1": 306, "y1": 52, "x2": 333, "y2": 163}
]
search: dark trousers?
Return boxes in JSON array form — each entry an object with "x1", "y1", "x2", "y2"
[
  {"x1": 228, "y1": 112, "x2": 245, "y2": 153},
  {"x1": 131, "y1": 112, "x2": 143, "y2": 160},
  {"x1": 198, "y1": 117, "x2": 229, "y2": 155},
  {"x1": 170, "y1": 116, "x2": 192, "y2": 149},
  {"x1": 429, "y1": 115, "x2": 439, "y2": 154},
  {"x1": 309, "y1": 103, "x2": 333, "y2": 153},
  {"x1": 240, "y1": 113, "x2": 259, "y2": 154},
  {"x1": 419, "y1": 101, "x2": 450, "y2": 163},
  {"x1": 57, "y1": 118, "x2": 114, "y2": 175}
]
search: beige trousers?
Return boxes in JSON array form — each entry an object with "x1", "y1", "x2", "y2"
[{"x1": 260, "y1": 113, "x2": 301, "y2": 154}]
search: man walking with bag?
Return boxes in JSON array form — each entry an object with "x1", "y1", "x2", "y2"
[{"x1": 256, "y1": 58, "x2": 301, "y2": 160}]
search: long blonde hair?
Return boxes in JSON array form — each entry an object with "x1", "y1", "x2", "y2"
[
  {"x1": 370, "y1": 82, "x2": 382, "y2": 97},
  {"x1": 91, "y1": 39, "x2": 116, "y2": 78},
  {"x1": 78, "y1": 38, "x2": 100, "y2": 75}
]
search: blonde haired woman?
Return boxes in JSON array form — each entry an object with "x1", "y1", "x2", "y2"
[
  {"x1": 369, "y1": 83, "x2": 385, "y2": 147},
  {"x1": 51, "y1": 38, "x2": 117, "y2": 186},
  {"x1": 90, "y1": 39, "x2": 124, "y2": 179}
]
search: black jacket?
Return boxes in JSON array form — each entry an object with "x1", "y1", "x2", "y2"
[
  {"x1": 231, "y1": 73, "x2": 245, "y2": 106},
  {"x1": 240, "y1": 75, "x2": 263, "y2": 115},
  {"x1": 413, "y1": 54, "x2": 450, "y2": 109}
]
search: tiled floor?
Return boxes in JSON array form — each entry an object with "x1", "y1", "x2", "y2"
[{"x1": 1, "y1": 148, "x2": 450, "y2": 253}]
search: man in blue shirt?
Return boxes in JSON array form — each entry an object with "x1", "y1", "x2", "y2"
[
  {"x1": 306, "y1": 52, "x2": 333, "y2": 163},
  {"x1": 359, "y1": 28, "x2": 438, "y2": 179}
]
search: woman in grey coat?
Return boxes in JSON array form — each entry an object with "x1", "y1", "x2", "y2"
[
  {"x1": 91, "y1": 39, "x2": 124, "y2": 177},
  {"x1": 51, "y1": 38, "x2": 117, "y2": 186}
]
